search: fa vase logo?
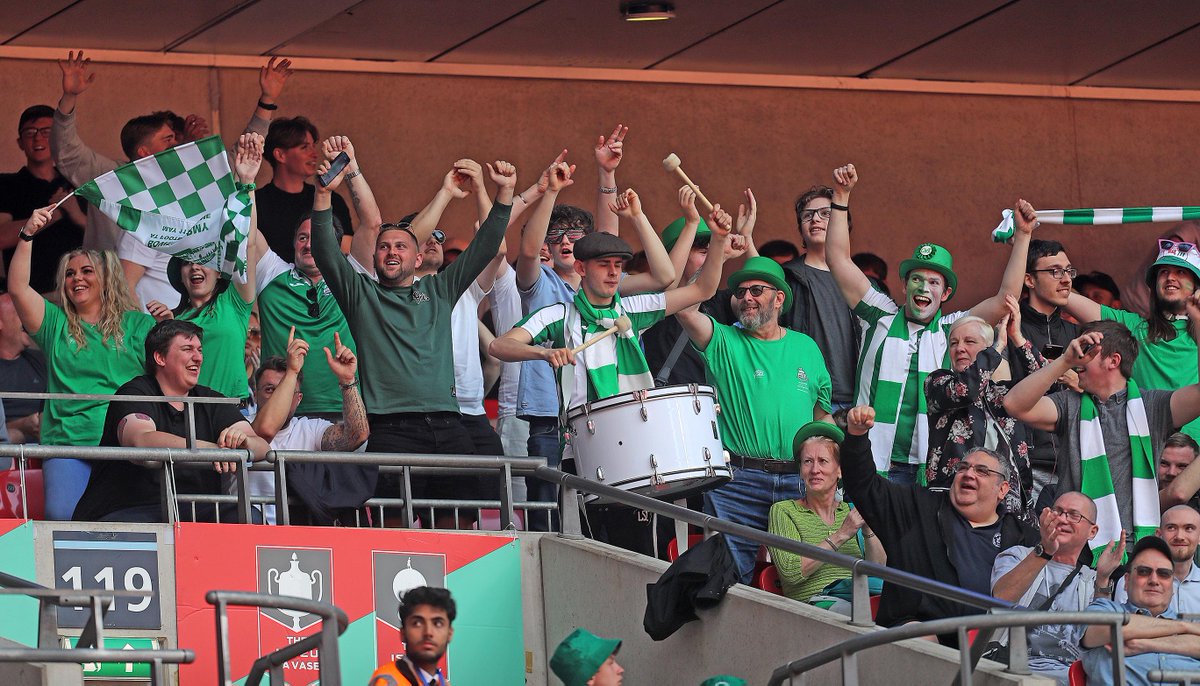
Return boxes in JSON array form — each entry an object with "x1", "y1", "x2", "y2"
[{"x1": 258, "y1": 548, "x2": 332, "y2": 633}]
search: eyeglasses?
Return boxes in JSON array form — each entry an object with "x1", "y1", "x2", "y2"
[
  {"x1": 546, "y1": 227, "x2": 586, "y2": 244},
  {"x1": 430, "y1": 229, "x2": 446, "y2": 245},
  {"x1": 1031, "y1": 267, "x2": 1077, "y2": 280},
  {"x1": 248, "y1": 327, "x2": 261, "y2": 339},
  {"x1": 305, "y1": 286, "x2": 319, "y2": 318},
  {"x1": 733, "y1": 285, "x2": 780, "y2": 299},
  {"x1": 953, "y1": 461, "x2": 1007, "y2": 479},
  {"x1": 1133, "y1": 565, "x2": 1174, "y2": 581},
  {"x1": 800, "y1": 207, "x2": 832, "y2": 224},
  {"x1": 1159, "y1": 238, "x2": 1197, "y2": 256},
  {"x1": 19, "y1": 127, "x2": 51, "y2": 140},
  {"x1": 1049, "y1": 506, "x2": 1094, "y2": 524}
]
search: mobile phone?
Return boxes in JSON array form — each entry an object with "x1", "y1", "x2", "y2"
[
  {"x1": 318, "y1": 151, "x2": 350, "y2": 187},
  {"x1": 1041, "y1": 343, "x2": 1065, "y2": 360}
]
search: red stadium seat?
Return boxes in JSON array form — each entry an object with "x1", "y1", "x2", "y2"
[
  {"x1": 869, "y1": 594, "x2": 880, "y2": 619},
  {"x1": 666, "y1": 534, "x2": 705, "y2": 561},
  {"x1": 755, "y1": 564, "x2": 783, "y2": 595},
  {"x1": 1068, "y1": 660, "x2": 1086, "y2": 686},
  {"x1": 0, "y1": 468, "x2": 44, "y2": 520}
]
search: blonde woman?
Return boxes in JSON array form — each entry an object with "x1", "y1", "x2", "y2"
[{"x1": 9, "y1": 208, "x2": 153, "y2": 519}]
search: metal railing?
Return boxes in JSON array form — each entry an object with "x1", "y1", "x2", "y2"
[
  {"x1": 0, "y1": 570, "x2": 193, "y2": 685},
  {"x1": 1149, "y1": 671, "x2": 1200, "y2": 685},
  {"x1": 207, "y1": 590, "x2": 348, "y2": 686},
  {"x1": 765, "y1": 611, "x2": 1128, "y2": 686}
]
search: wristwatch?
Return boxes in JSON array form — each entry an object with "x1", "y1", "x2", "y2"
[
  {"x1": 1096, "y1": 582, "x2": 1115, "y2": 595},
  {"x1": 1033, "y1": 543, "x2": 1053, "y2": 561},
  {"x1": 17, "y1": 230, "x2": 33, "y2": 242}
]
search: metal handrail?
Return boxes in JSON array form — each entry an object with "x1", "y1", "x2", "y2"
[
  {"x1": 766, "y1": 611, "x2": 1128, "y2": 686},
  {"x1": 206, "y1": 590, "x2": 348, "y2": 686},
  {"x1": 0, "y1": 571, "x2": 193, "y2": 685},
  {"x1": 1149, "y1": 671, "x2": 1200, "y2": 685}
]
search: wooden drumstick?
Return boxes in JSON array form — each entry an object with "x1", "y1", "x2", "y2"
[
  {"x1": 571, "y1": 315, "x2": 632, "y2": 355},
  {"x1": 662, "y1": 153, "x2": 715, "y2": 213}
]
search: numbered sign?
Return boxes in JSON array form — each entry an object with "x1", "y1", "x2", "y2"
[{"x1": 52, "y1": 531, "x2": 160, "y2": 630}]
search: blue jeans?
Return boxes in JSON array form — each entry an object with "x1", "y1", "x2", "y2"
[
  {"x1": 526, "y1": 416, "x2": 562, "y2": 532},
  {"x1": 44, "y1": 458, "x2": 91, "y2": 520},
  {"x1": 704, "y1": 467, "x2": 804, "y2": 584},
  {"x1": 887, "y1": 462, "x2": 920, "y2": 485}
]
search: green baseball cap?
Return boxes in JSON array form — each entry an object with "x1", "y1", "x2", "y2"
[
  {"x1": 661, "y1": 216, "x2": 711, "y2": 252},
  {"x1": 550, "y1": 628, "x2": 621, "y2": 686},
  {"x1": 792, "y1": 420, "x2": 845, "y2": 457},
  {"x1": 898, "y1": 243, "x2": 957, "y2": 300},
  {"x1": 726, "y1": 256, "x2": 793, "y2": 311},
  {"x1": 701, "y1": 677, "x2": 748, "y2": 686}
]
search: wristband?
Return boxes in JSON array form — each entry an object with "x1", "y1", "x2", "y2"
[
  {"x1": 599, "y1": 185, "x2": 618, "y2": 194},
  {"x1": 830, "y1": 202, "x2": 849, "y2": 211},
  {"x1": 517, "y1": 193, "x2": 528, "y2": 204},
  {"x1": 235, "y1": 182, "x2": 256, "y2": 192},
  {"x1": 340, "y1": 380, "x2": 359, "y2": 390},
  {"x1": 345, "y1": 169, "x2": 363, "y2": 180},
  {"x1": 257, "y1": 99, "x2": 278, "y2": 111},
  {"x1": 824, "y1": 536, "x2": 838, "y2": 549},
  {"x1": 18, "y1": 230, "x2": 34, "y2": 242}
]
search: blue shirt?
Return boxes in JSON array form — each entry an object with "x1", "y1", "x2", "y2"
[
  {"x1": 516, "y1": 264, "x2": 577, "y2": 419},
  {"x1": 1082, "y1": 598, "x2": 1200, "y2": 686}
]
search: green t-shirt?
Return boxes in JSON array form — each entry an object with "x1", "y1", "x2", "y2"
[
  {"x1": 1102, "y1": 305, "x2": 1200, "y2": 440},
  {"x1": 176, "y1": 285, "x2": 253, "y2": 399},
  {"x1": 256, "y1": 249, "x2": 357, "y2": 414},
  {"x1": 30, "y1": 303, "x2": 154, "y2": 447},
  {"x1": 767, "y1": 499, "x2": 860, "y2": 603},
  {"x1": 698, "y1": 319, "x2": 831, "y2": 460}
]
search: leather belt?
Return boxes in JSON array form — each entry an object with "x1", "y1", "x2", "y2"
[{"x1": 728, "y1": 453, "x2": 796, "y2": 474}]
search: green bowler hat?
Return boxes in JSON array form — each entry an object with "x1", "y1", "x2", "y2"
[{"x1": 898, "y1": 242, "x2": 957, "y2": 300}]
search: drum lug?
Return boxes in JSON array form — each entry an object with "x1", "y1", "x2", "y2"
[
  {"x1": 584, "y1": 402, "x2": 595, "y2": 434},
  {"x1": 689, "y1": 383, "x2": 701, "y2": 414},
  {"x1": 703, "y1": 447, "x2": 714, "y2": 477},
  {"x1": 637, "y1": 390, "x2": 649, "y2": 422},
  {"x1": 587, "y1": 420, "x2": 595, "y2": 435},
  {"x1": 650, "y1": 454, "x2": 662, "y2": 486},
  {"x1": 640, "y1": 407, "x2": 648, "y2": 422},
  {"x1": 596, "y1": 466, "x2": 605, "y2": 481}
]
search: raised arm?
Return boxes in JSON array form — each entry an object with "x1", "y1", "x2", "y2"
[
  {"x1": 1162, "y1": 455, "x2": 1200, "y2": 510},
  {"x1": 7, "y1": 208, "x2": 53, "y2": 334},
  {"x1": 52, "y1": 51, "x2": 118, "y2": 183},
  {"x1": 736, "y1": 188, "x2": 759, "y2": 259},
  {"x1": 323, "y1": 136, "x2": 382, "y2": 270},
  {"x1": 665, "y1": 186, "x2": 702, "y2": 288},
  {"x1": 968, "y1": 199, "x2": 1037, "y2": 324},
  {"x1": 251, "y1": 327, "x2": 306, "y2": 442},
  {"x1": 247, "y1": 57, "x2": 294, "y2": 136},
  {"x1": 516, "y1": 160, "x2": 574, "y2": 290},
  {"x1": 610, "y1": 189, "x2": 675, "y2": 293},
  {"x1": 1004, "y1": 331, "x2": 1101, "y2": 431},
  {"x1": 1169, "y1": 292, "x2": 1200, "y2": 428},
  {"x1": 408, "y1": 164, "x2": 472, "y2": 246},
  {"x1": 319, "y1": 332, "x2": 368, "y2": 451},
  {"x1": 594, "y1": 124, "x2": 627, "y2": 235},
  {"x1": 510, "y1": 149, "x2": 565, "y2": 227},
  {"x1": 825, "y1": 164, "x2": 872, "y2": 307},
  {"x1": 232, "y1": 133, "x2": 264, "y2": 303},
  {"x1": 665, "y1": 206, "x2": 731, "y2": 316}
]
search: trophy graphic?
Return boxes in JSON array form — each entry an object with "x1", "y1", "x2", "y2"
[{"x1": 266, "y1": 553, "x2": 323, "y2": 632}]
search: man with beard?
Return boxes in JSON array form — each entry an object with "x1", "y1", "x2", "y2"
[
  {"x1": 369, "y1": 586, "x2": 457, "y2": 686},
  {"x1": 1115, "y1": 505, "x2": 1200, "y2": 615},
  {"x1": 1065, "y1": 236, "x2": 1200, "y2": 442},
  {"x1": 825, "y1": 164, "x2": 1036, "y2": 484},
  {"x1": 675, "y1": 255, "x2": 832, "y2": 582}
]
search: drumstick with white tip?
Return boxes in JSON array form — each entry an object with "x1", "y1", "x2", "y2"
[
  {"x1": 662, "y1": 153, "x2": 715, "y2": 213},
  {"x1": 571, "y1": 315, "x2": 632, "y2": 355}
]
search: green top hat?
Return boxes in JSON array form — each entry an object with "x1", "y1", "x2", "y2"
[
  {"x1": 792, "y1": 420, "x2": 846, "y2": 457},
  {"x1": 661, "y1": 216, "x2": 711, "y2": 252},
  {"x1": 898, "y1": 243, "x2": 957, "y2": 300},
  {"x1": 726, "y1": 256, "x2": 793, "y2": 311},
  {"x1": 550, "y1": 628, "x2": 621, "y2": 686}
]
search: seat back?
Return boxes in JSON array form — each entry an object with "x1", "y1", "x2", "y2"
[{"x1": 0, "y1": 468, "x2": 44, "y2": 520}]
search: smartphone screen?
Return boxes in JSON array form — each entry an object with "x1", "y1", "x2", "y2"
[
  {"x1": 1041, "y1": 343, "x2": 1065, "y2": 360},
  {"x1": 318, "y1": 151, "x2": 351, "y2": 187}
]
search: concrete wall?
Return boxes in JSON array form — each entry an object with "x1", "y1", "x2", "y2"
[
  {"x1": 1, "y1": 56, "x2": 1197, "y2": 304},
  {"x1": 538, "y1": 535, "x2": 1050, "y2": 686}
]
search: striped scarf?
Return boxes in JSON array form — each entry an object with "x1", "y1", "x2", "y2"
[
  {"x1": 992, "y1": 205, "x2": 1200, "y2": 242},
  {"x1": 1078, "y1": 381, "x2": 1159, "y2": 554},
  {"x1": 570, "y1": 290, "x2": 652, "y2": 401},
  {"x1": 859, "y1": 309, "x2": 951, "y2": 477}
]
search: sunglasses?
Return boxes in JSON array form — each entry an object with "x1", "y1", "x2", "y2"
[
  {"x1": 732, "y1": 285, "x2": 779, "y2": 299},
  {"x1": 546, "y1": 227, "x2": 586, "y2": 244},
  {"x1": 305, "y1": 286, "x2": 319, "y2": 318},
  {"x1": 1133, "y1": 565, "x2": 1173, "y2": 581},
  {"x1": 429, "y1": 229, "x2": 446, "y2": 245},
  {"x1": 1158, "y1": 238, "x2": 1197, "y2": 256}
]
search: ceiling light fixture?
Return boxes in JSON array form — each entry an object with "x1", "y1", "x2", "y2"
[{"x1": 622, "y1": 2, "x2": 675, "y2": 22}]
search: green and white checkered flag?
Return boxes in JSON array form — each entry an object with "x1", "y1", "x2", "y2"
[
  {"x1": 992, "y1": 206, "x2": 1200, "y2": 242},
  {"x1": 73, "y1": 135, "x2": 252, "y2": 278}
]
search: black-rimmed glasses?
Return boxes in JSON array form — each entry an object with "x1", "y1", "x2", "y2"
[
  {"x1": 1030, "y1": 267, "x2": 1077, "y2": 280},
  {"x1": 1049, "y1": 506, "x2": 1094, "y2": 524}
]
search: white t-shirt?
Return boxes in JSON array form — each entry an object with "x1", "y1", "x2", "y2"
[
  {"x1": 488, "y1": 267, "x2": 522, "y2": 418},
  {"x1": 118, "y1": 232, "x2": 179, "y2": 310},
  {"x1": 452, "y1": 282, "x2": 489, "y2": 415},
  {"x1": 240, "y1": 413, "x2": 332, "y2": 525}
]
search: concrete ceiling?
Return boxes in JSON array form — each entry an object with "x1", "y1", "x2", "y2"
[{"x1": 3, "y1": 0, "x2": 1200, "y2": 89}]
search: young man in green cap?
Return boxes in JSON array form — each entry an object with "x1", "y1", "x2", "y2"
[
  {"x1": 1064, "y1": 236, "x2": 1200, "y2": 441},
  {"x1": 824, "y1": 163, "x2": 1037, "y2": 484},
  {"x1": 676, "y1": 254, "x2": 833, "y2": 582},
  {"x1": 550, "y1": 628, "x2": 623, "y2": 686}
]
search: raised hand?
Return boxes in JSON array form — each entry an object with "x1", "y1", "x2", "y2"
[
  {"x1": 285, "y1": 326, "x2": 309, "y2": 374},
  {"x1": 833, "y1": 163, "x2": 858, "y2": 198},
  {"x1": 1095, "y1": 534, "x2": 1126, "y2": 582},
  {"x1": 20, "y1": 206, "x2": 55, "y2": 238},
  {"x1": 707, "y1": 204, "x2": 733, "y2": 237},
  {"x1": 323, "y1": 135, "x2": 355, "y2": 163},
  {"x1": 1037, "y1": 507, "x2": 1062, "y2": 555},
  {"x1": 234, "y1": 132, "x2": 265, "y2": 184},
  {"x1": 1063, "y1": 331, "x2": 1103, "y2": 368},
  {"x1": 678, "y1": 185, "x2": 700, "y2": 223},
  {"x1": 610, "y1": 188, "x2": 642, "y2": 218},
  {"x1": 837, "y1": 508, "x2": 866, "y2": 540},
  {"x1": 486, "y1": 160, "x2": 517, "y2": 191},
  {"x1": 1014, "y1": 199, "x2": 1039, "y2": 237},
  {"x1": 180, "y1": 114, "x2": 210, "y2": 143},
  {"x1": 58, "y1": 50, "x2": 96, "y2": 96},
  {"x1": 1186, "y1": 290, "x2": 1200, "y2": 322},
  {"x1": 725, "y1": 234, "x2": 749, "y2": 260},
  {"x1": 547, "y1": 161, "x2": 575, "y2": 193},
  {"x1": 595, "y1": 123, "x2": 628, "y2": 173},
  {"x1": 259, "y1": 56, "x2": 294, "y2": 103},
  {"x1": 736, "y1": 188, "x2": 757, "y2": 238},
  {"x1": 994, "y1": 313, "x2": 1011, "y2": 352},
  {"x1": 145, "y1": 300, "x2": 174, "y2": 323},
  {"x1": 323, "y1": 331, "x2": 357, "y2": 385},
  {"x1": 846, "y1": 405, "x2": 875, "y2": 436},
  {"x1": 536, "y1": 149, "x2": 568, "y2": 195},
  {"x1": 314, "y1": 157, "x2": 347, "y2": 193}
]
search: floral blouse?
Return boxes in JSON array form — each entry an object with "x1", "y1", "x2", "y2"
[{"x1": 924, "y1": 342, "x2": 1044, "y2": 518}]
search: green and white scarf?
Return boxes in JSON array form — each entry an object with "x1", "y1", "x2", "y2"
[
  {"x1": 857, "y1": 309, "x2": 954, "y2": 477},
  {"x1": 1078, "y1": 380, "x2": 1159, "y2": 554},
  {"x1": 992, "y1": 205, "x2": 1200, "y2": 242},
  {"x1": 569, "y1": 290, "x2": 653, "y2": 401}
]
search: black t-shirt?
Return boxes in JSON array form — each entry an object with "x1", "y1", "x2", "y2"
[
  {"x1": 72, "y1": 374, "x2": 246, "y2": 521},
  {"x1": 256, "y1": 182, "x2": 353, "y2": 263},
  {"x1": 642, "y1": 289, "x2": 736, "y2": 386},
  {"x1": 0, "y1": 167, "x2": 86, "y2": 293},
  {"x1": 0, "y1": 348, "x2": 46, "y2": 419},
  {"x1": 947, "y1": 510, "x2": 1004, "y2": 596}
]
